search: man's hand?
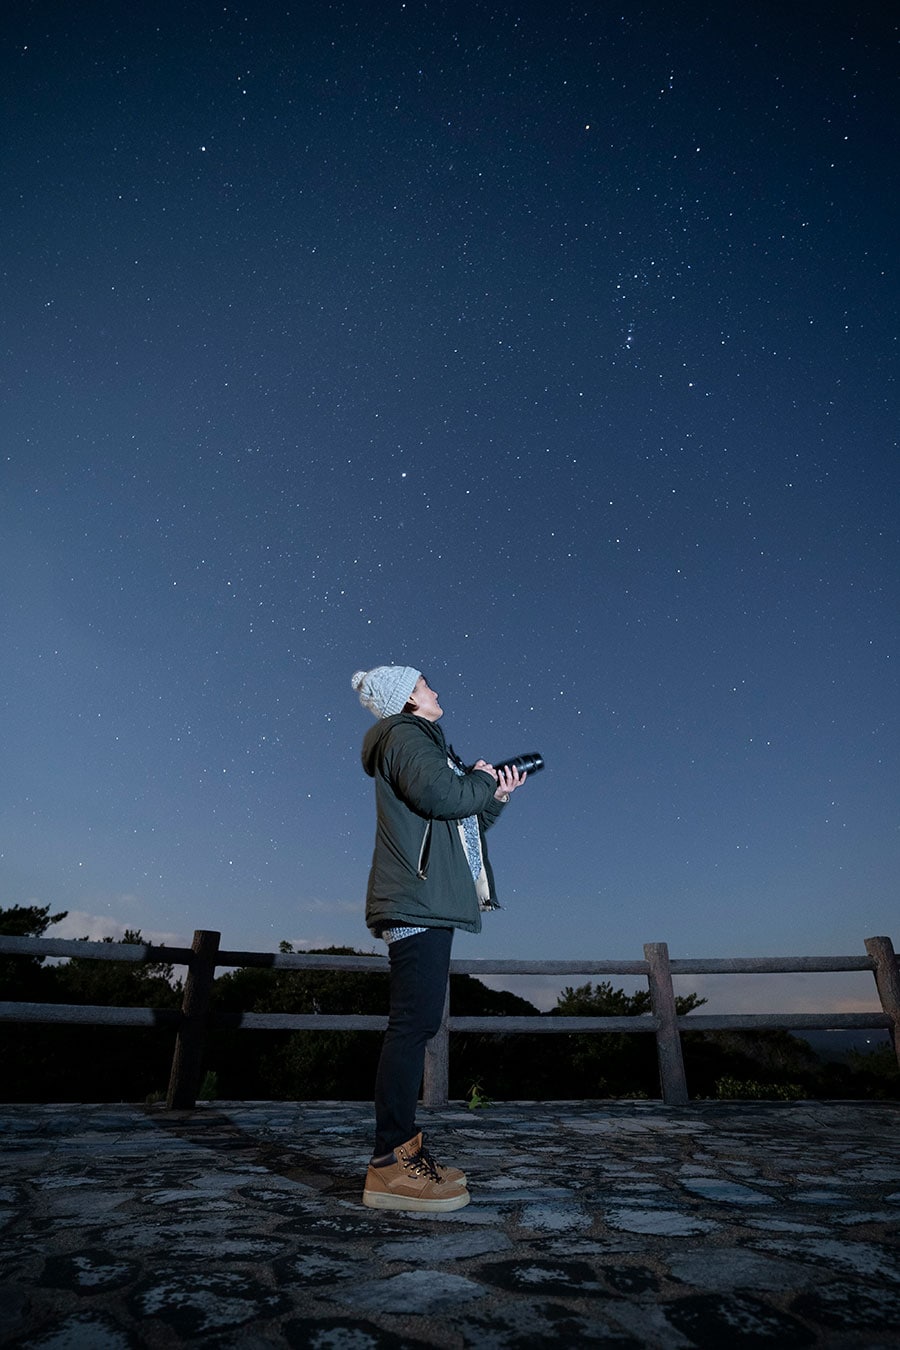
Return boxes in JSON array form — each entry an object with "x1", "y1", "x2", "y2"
[
  {"x1": 494, "y1": 764, "x2": 526, "y2": 799},
  {"x1": 473, "y1": 760, "x2": 527, "y2": 800}
]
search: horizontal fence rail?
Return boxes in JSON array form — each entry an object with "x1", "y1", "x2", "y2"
[
  {"x1": 0, "y1": 1002, "x2": 182, "y2": 1028},
  {"x1": 1, "y1": 931, "x2": 898, "y2": 1107}
]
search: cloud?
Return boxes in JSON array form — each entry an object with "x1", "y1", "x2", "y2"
[{"x1": 49, "y1": 909, "x2": 189, "y2": 950}]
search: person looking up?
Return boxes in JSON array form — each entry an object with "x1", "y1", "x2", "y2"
[{"x1": 351, "y1": 664, "x2": 527, "y2": 1211}]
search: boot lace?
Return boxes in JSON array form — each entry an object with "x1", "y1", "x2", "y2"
[
  {"x1": 418, "y1": 1139, "x2": 446, "y2": 1175},
  {"x1": 399, "y1": 1142, "x2": 441, "y2": 1182}
]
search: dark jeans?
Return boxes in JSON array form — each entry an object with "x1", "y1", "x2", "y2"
[{"x1": 373, "y1": 925, "x2": 453, "y2": 1156}]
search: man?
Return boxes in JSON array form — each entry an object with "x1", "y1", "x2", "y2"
[{"x1": 352, "y1": 664, "x2": 526, "y2": 1211}]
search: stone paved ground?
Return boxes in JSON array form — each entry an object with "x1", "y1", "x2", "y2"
[{"x1": 1, "y1": 1100, "x2": 900, "y2": 1348}]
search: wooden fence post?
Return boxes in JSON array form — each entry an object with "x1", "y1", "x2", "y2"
[
  {"x1": 422, "y1": 978, "x2": 450, "y2": 1107},
  {"x1": 166, "y1": 929, "x2": 221, "y2": 1110},
  {"x1": 644, "y1": 941, "x2": 689, "y2": 1105},
  {"x1": 864, "y1": 935, "x2": 900, "y2": 1073}
]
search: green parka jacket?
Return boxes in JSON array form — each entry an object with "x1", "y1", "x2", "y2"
[{"x1": 361, "y1": 714, "x2": 506, "y2": 935}]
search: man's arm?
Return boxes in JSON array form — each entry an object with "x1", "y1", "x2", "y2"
[{"x1": 384, "y1": 725, "x2": 497, "y2": 820}]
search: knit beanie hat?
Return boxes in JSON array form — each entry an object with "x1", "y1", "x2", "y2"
[{"x1": 351, "y1": 665, "x2": 421, "y2": 719}]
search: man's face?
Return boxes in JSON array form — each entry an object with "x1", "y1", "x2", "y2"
[{"x1": 409, "y1": 675, "x2": 443, "y2": 722}]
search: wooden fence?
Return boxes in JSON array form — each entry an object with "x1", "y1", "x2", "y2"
[{"x1": 1, "y1": 931, "x2": 898, "y2": 1107}]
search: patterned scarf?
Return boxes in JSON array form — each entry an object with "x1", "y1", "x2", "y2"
[{"x1": 449, "y1": 758, "x2": 484, "y2": 883}]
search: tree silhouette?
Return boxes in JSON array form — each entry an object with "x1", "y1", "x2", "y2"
[
  {"x1": 0, "y1": 908, "x2": 181, "y2": 1102},
  {"x1": 54, "y1": 930, "x2": 180, "y2": 1008},
  {"x1": 545, "y1": 980, "x2": 706, "y2": 1098},
  {"x1": 208, "y1": 945, "x2": 389, "y2": 1099},
  {"x1": 0, "y1": 902, "x2": 68, "y2": 1001}
]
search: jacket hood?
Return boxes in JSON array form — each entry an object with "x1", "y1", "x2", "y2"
[{"x1": 361, "y1": 713, "x2": 446, "y2": 776}]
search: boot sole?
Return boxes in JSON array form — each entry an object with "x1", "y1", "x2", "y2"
[{"x1": 362, "y1": 1187, "x2": 471, "y2": 1212}]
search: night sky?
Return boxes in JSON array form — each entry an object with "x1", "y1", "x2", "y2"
[{"x1": 3, "y1": 2, "x2": 897, "y2": 1017}]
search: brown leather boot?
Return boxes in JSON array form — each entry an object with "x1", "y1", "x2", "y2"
[{"x1": 362, "y1": 1131, "x2": 470, "y2": 1212}]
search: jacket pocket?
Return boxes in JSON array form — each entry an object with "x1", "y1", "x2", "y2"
[{"x1": 416, "y1": 821, "x2": 432, "y2": 879}]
